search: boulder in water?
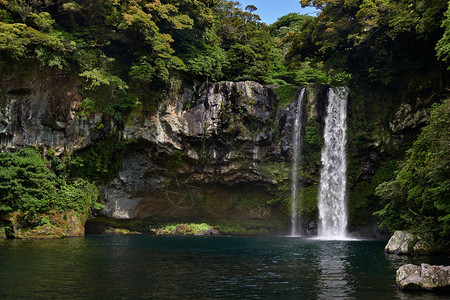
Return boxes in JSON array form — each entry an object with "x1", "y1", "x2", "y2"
[
  {"x1": 396, "y1": 264, "x2": 422, "y2": 289},
  {"x1": 396, "y1": 263, "x2": 450, "y2": 291},
  {"x1": 385, "y1": 231, "x2": 432, "y2": 255}
]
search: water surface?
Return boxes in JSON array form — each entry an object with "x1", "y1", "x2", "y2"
[{"x1": 0, "y1": 235, "x2": 449, "y2": 299}]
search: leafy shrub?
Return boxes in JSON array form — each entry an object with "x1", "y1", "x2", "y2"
[
  {"x1": 0, "y1": 148, "x2": 100, "y2": 220},
  {"x1": 149, "y1": 223, "x2": 214, "y2": 235}
]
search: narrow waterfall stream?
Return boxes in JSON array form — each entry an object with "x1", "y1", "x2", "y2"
[
  {"x1": 290, "y1": 88, "x2": 305, "y2": 236},
  {"x1": 317, "y1": 88, "x2": 348, "y2": 239}
]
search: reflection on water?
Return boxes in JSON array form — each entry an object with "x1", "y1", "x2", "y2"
[
  {"x1": 317, "y1": 241, "x2": 351, "y2": 299},
  {"x1": 0, "y1": 236, "x2": 449, "y2": 299}
]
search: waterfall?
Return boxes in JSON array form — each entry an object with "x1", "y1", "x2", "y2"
[
  {"x1": 317, "y1": 88, "x2": 348, "y2": 239},
  {"x1": 290, "y1": 88, "x2": 305, "y2": 236}
]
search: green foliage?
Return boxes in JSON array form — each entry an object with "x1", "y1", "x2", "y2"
[
  {"x1": 149, "y1": 223, "x2": 214, "y2": 235},
  {"x1": 39, "y1": 216, "x2": 50, "y2": 226},
  {"x1": 213, "y1": 219, "x2": 287, "y2": 235},
  {"x1": 300, "y1": 185, "x2": 318, "y2": 218},
  {"x1": 436, "y1": 1, "x2": 450, "y2": 69},
  {"x1": 212, "y1": 1, "x2": 273, "y2": 82},
  {"x1": 260, "y1": 159, "x2": 289, "y2": 184},
  {"x1": 70, "y1": 134, "x2": 126, "y2": 183},
  {"x1": 0, "y1": 0, "x2": 287, "y2": 122},
  {"x1": 0, "y1": 148, "x2": 99, "y2": 220},
  {"x1": 80, "y1": 69, "x2": 128, "y2": 91},
  {"x1": 291, "y1": 0, "x2": 448, "y2": 85},
  {"x1": 103, "y1": 93, "x2": 141, "y2": 125},
  {"x1": 0, "y1": 148, "x2": 55, "y2": 214},
  {"x1": 302, "y1": 120, "x2": 323, "y2": 173},
  {"x1": 263, "y1": 13, "x2": 333, "y2": 86},
  {"x1": 271, "y1": 13, "x2": 313, "y2": 39},
  {"x1": 273, "y1": 85, "x2": 299, "y2": 108},
  {"x1": 260, "y1": 158, "x2": 290, "y2": 210},
  {"x1": 347, "y1": 160, "x2": 397, "y2": 229},
  {"x1": 77, "y1": 98, "x2": 96, "y2": 121},
  {"x1": 214, "y1": 221, "x2": 269, "y2": 235},
  {"x1": 185, "y1": 44, "x2": 227, "y2": 81},
  {"x1": 0, "y1": 22, "x2": 66, "y2": 58},
  {"x1": 295, "y1": 66, "x2": 330, "y2": 86},
  {"x1": 374, "y1": 99, "x2": 450, "y2": 247}
]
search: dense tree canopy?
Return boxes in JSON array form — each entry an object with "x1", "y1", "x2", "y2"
[
  {"x1": 0, "y1": 0, "x2": 277, "y2": 115},
  {"x1": 1, "y1": 0, "x2": 449, "y2": 93},
  {"x1": 436, "y1": 1, "x2": 450, "y2": 69},
  {"x1": 286, "y1": 0, "x2": 450, "y2": 84}
]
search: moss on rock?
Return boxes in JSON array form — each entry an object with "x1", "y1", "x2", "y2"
[
  {"x1": 300, "y1": 185, "x2": 319, "y2": 219},
  {"x1": 4, "y1": 210, "x2": 87, "y2": 239},
  {"x1": 272, "y1": 85, "x2": 300, "y2": 108},
  {"x1": 149, "y1": 223, "x2": 218, "y2": 235},
  {"x1": 347, "y1": 160, "x2": 398, "y2": 230}
]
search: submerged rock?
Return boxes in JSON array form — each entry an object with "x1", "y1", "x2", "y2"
[
  {"x1": 105, "y1": 228, "x2": 141, "y2": 235},
  {"x1": 397, "y1": 263, "x2": 450, "y2": 291},
  {"x1": 385, "y1": 231, "x2": 432, "y2": 255}
]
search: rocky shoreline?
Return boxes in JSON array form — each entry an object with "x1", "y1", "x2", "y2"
[{"x1": 384, "y1": 231, "x2": 450, "y2": 292}]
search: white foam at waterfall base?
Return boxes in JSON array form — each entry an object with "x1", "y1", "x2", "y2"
[
  {"x1": 290, "y1": 88, "x2": 305, "y2": 237},
  {"x1": 317, "y1": 87, "x2": 349, "y2": 240}
]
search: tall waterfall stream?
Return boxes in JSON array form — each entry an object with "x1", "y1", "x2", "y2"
[
  {"x1": 290, "y1": 88, "x2": 305, "y2": 236},
  {"x1": 317, "y1": 88, "x2": 349, "y2": 239}
]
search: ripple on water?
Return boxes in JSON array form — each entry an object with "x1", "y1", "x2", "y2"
[{"x1": 0, "y1": 236, "x2": 449, "y2": 299}]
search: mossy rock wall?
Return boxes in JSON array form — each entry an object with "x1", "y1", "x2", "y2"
[
  {"x1": 1, "y1": 62, "x2": 446, "y2": 237},
  {"x1": 4, "y1": 210, "x2": 87, "y2": 239},
  {"x1": 344, "y1": 75, "x2": 449, "y2": 235},
  {"x1": 96, "y1": 80, "x2": 442, "y2": 236}
]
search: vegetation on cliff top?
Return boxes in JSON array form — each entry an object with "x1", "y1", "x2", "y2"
[
  {"x1": 291, "y1": 0, "x2": 450, "y2": 86},
  {"x1": 1, "y1": 0, "x2": 449, "y2": 93}
]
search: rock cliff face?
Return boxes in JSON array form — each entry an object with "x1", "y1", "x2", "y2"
[
  {"x1": 0, "y1": 64, "x2": 441, "y2": 235},
  {"x1": 102, "y1": 81, "x2": 305, "y2": 225},
  {"x1": 0, "y1": 63, "x2": 103, "y2": 155}
]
